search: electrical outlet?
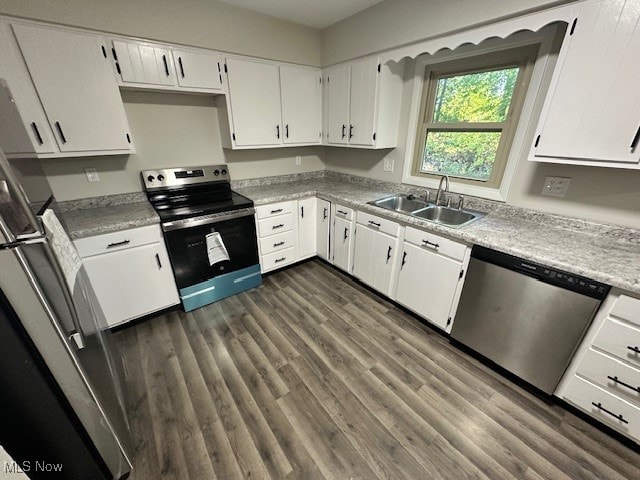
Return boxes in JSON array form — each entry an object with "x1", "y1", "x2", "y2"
[
  {"x1": 295, "y1": 155, "x2": 302, "y2": 166},
  {"x1": 85, "y1": 168, "x2": 100, "y2": 182},
  {"x1": 383, "y1": 159, "x2": 394, "y2": 172},
  {"x1": 541, "y1": 176, "x2": 570, "y2": 197}
]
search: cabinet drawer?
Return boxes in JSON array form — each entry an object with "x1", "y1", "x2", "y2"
[
  {"x1": 577, "y1": 349, "x2": 640, "y2": 407},
  {"x1": 257, "y1": 213, "x2": 294, "y2": 238},
  {"x1": 334, "y1": 204, "x2": 353, "y2": 221},
  {"x1": 260, "y1": 230, "x2": 296, "y2": 255},
  {"x1": 404, "y1": 226, "x2": 466, "y2": 262},
  {"x1": 262, "y1": 247, "x2": 295, "y2": 272},
  {"x1": 74, "y1": 224, "x2": 162, "y2": 258},
  {"x1": 593, "y1": 318, "x2": 640, "y2": 369},
  {"x1": 357, "y1": 211, "x2": 400, "y2": 237},
  {"x1": 610, "y1": 295, "x2": 640, "y2": 328},
  {"x1": 563, "y1": 375, "x2": 640, "y2": 441},
  {"x1": 256, "y1": 201, "x2": 294, "y2": 219}
]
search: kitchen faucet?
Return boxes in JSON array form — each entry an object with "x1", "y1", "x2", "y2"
[{"x1": 434, "y1": 175, "x2": 450, "y2": 206}]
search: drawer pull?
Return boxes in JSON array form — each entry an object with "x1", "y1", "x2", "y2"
[
  {"x1": 274, "y1": 257, "x2": 286, "y2": 263},
  {"x1": 368, "y1": 220, "x2": 381, "y2": 228},
  {"x1": 591, "y1": 402, "x2": 629, "y2": 424},
  {"x1": 107, "y1": 239, "x2": 130, "y2": 248},
  {"x1": 273, "y1": 241, "x2": 285, "y2": 247},
  {"x1": 337, "y1": 210, "x2": 348, "y2": 216},
  {"x1": 270, "y1": 208, "x2": 283, "y2": 214},
  {"x1": 272, "y1": 224, "x2": 285, "y2": 230},
  {"x1": 607, "y1": 375, "x2": 640, "y2": 394},
  {"x1": 627, "y1": 346, "x2": 640, "y2": 354},
  {"x1": 422, "y1": 239, "x2": 439, "y2": 249}
]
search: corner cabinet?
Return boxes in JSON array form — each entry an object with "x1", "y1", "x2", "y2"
[
  {"x1": 10, "y1": 23, "x2": 134, "y2": 156},
  {"x1": 218, "y1": 57, "x2": 322, "y2": 149},
  {"x1": 530, "y1": 0, "x2": 640, "y2": 168},
  {"x1": 393, "y1": 227, "x2": 470, "y2": 333},
  {"x1": 74, "y1": 225, "x2": 179, "y2": 328},
  {"x1": 324, "y1": 56, "x2": 404, "y2": 149}
]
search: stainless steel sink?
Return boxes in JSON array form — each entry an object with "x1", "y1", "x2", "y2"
[
  {"x1": 413, "y1": 206, "x2": 480, "y2": 228},
  {"x1": 371, "y1": 194, "x2": 428, "y2": 213},
  {"x1": 369, "y1": 194, "x2": 485, "y2": 228}
]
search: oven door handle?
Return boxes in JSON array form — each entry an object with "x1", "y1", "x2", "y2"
[{"x1": 161, "y1": 208, "x2": 255, "y2": 232}]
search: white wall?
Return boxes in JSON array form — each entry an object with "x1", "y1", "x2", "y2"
[
  {"x1": 0, "y1": 0, "x2": 321, "y2": 66},
  {"x1": 42, "y1": 91, "x2": 324, "y2": 200},
  {"x1": 322, "y1": 0, "x2": 574, "y2": 65}
]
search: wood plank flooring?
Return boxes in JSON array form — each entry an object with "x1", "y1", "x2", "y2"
[{"x1": 114, "y1": 259, "x2": 640, "y2": 479}]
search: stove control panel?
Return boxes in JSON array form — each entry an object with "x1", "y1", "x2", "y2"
[{"x1": 142, "y1": 165, "x2": 229, "y2": 190}]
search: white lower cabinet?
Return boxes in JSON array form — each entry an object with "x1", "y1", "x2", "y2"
[
  {"x1": 74, "y1": 225, "x2": 179, "y2": 328},
  {"x1": 297, "y1": 197, "x2": 316, "y2": 259},
  {"x1": 316, "y1": 198, "x2": 331, "y2": 260},
  {"x1": 352, "y1": 212, "x2": 401, "y2": 297},
  {"x1": 256, "y1": 198, "x2": 318, "y2": 273},
  {"x1": 393, "y1": 227, "x2": 469, "y2": 332},
  {"x1": 556, "y1": 291, "x2": 640, "y2": 444},
  {"x1": 331, "y1": 204, "x2": 355, "y2": 273}
]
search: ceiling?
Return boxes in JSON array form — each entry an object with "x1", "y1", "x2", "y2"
[{"x1": 218, "y1": 0, "x2": 385, "y2": 29}]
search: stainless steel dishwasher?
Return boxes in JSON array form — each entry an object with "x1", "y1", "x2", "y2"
[{"x1": 451, "y1": 246, "x2": 610, "y2": 394}]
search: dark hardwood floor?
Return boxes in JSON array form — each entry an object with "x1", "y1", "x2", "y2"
[{"x1": 114, "y1": 259, "x2": 640, "y2": 479}]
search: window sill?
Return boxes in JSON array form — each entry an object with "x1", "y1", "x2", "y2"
[{"x1": 401, "y1": 174, "x2": 507, "y2": 202}]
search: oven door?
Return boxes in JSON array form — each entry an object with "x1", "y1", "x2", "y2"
[{"x1": 162, "y1": 209, "x2": 259, "y2": 289}]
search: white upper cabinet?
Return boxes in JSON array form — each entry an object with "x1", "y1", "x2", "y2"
[
  {"x1": 280, "y1": 65, "x2": 322, "y2": 145},
  {"x1": 326, "y1": 64, "x2": 351, "y2": 145},
  {"x1": 530, "y1": 0, "x2": 640, "y2": 168},
  {"x1": 225, "y1": 57, "x2": 282, "y2": 147},
  {"x1": 220, "y1": 57, "x2": 322, "y2": 149},
  {"x1": 112, "y1": 39, "x2": 176, "y2": 87},
  {"x1": 12, "y1": 23, "x2": 133, "y2": 155},
  {"x1": 349, "y1": 57, "x2": 378, "y2": 146},
  {"x1": 172, "y1": 48, "x2": 223, "y2": 91},
  {"x1": 0, "y1": 21, "x2": 56, "y2": 156},
  {"x1": 324, "y1": 57, "x2": 404, "y2": 149}
]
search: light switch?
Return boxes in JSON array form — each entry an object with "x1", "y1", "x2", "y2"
[
  {"x1": 85, "y1": 168, "x2": 100, "y2": 182},
  {"x1": 383, "y1": 159, "x2": 394, "y2": 172}
]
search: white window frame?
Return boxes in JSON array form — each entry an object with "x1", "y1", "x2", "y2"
[{"x1": 402, "y1": 25, "x2": 564, "y2": 201}]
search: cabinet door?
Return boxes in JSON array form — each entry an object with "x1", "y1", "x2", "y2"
[
  {"x1": 326, "y1": 64, "x2": 350, "y2": 145},
  {"x1": 226, "y1": 57, "x2": 282, "y2": 147},
  {"x1": 316, "y1": 199, "x2": 331, "y2": 260},
  {"x1": 172, "y1": 49, "x2": 223, "y2": 91},
  {"x1": 12, "y1": 24, "x2": 133, "y2": 153},
  {"x1": 280, "y1": 65, "x2": 321, "y2": 145},
  {"x1": 533, "y1": 0, "x2": 640, "y2": 165},
  {"x1": 82, "y1": 243, "x2": 179, "y2": 327},
  {"x1": 396, "y1": 242, "x2": 462, "y2": 330},
  {"x1": 349, "y1": 57, "x2": 378, "y2": 146},
  {"x1": 332, "y1": 216, "x2": 353, "y2": 272},
  {"x1": 298, "y1": 197, "x2": 317, "y2": 259},
  {"x1": 113, "y1": 40, "x2": 176, "y2": 87},
  {"x1": 352, "y1": 224, "x2": 377, "y2": 284},
  {"x1": 0, "y1": 22, "x2": 56, "y2": 155}
]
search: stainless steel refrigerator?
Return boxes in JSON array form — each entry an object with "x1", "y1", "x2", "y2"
[{"x1": 0, "y1": 147, "x2": 132, "y2": 478}]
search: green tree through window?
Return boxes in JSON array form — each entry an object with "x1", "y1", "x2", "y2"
[{"x1": 422, "y1": 67, "x2": 519, "y2": 181}]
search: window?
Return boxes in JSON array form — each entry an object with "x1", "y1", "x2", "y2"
[{"x1": 413, "y1": 46, "x2": 538, "y2": 189}]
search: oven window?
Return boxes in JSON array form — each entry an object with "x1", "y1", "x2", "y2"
[{"x1": 164, "y1": 215, "x2": 259, "y2": 289}]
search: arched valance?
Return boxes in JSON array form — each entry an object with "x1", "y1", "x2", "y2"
[{"x1": 380, "y1": 1, "x2": 583, "y2": 64}]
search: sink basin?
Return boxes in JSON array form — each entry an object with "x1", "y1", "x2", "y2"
[
  {"x1": 413, "y1": 206, "x2": 480, "y2": 228},
  {"x1": 371, "y1": 194, "x2": 428, "y2": 213}
]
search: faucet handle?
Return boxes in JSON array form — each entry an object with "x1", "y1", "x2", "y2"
[
  {"x1": 424, "y1": 190, "x2": 430, "y2": 202},
  {"x1": 458, "y1": 195, "x2": 465, "y2": 211}
]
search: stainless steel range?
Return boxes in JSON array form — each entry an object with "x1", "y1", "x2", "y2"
[{"x1": 142, "y1": 165, "x2": 261, "y2": 311}]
